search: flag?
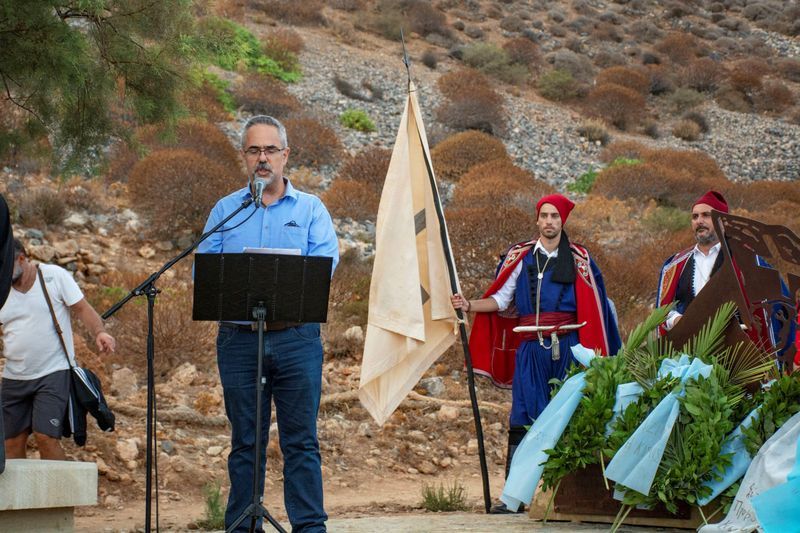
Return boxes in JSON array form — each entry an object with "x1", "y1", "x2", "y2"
[{"x1": 358, "y1": 81, "x2": 461, "y2": 425}]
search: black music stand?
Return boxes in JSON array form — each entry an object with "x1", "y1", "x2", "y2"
[{"x1": 193, "y1": 253, "x2": 332, "y2": 533}]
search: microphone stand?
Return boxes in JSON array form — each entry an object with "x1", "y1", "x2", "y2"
[{"x1": 103, "y1": 196, "x2": 255, "y2": 533}]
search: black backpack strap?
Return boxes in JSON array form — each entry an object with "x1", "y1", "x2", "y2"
[{"x1": 37, "y1": 265, "x2": 74, "y2": 370}]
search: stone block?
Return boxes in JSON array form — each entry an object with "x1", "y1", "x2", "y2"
[{"x1": 0, "y1": 459, "x2": 97, "y2": 510}]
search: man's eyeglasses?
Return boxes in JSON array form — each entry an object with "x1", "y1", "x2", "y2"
[{"x1": 244, "y1": 145, "x2": 286, "y2": 157}]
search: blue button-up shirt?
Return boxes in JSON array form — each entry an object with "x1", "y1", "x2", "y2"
[{"x1": 197, "y1": 181, "x2": 339, "y2": 273}]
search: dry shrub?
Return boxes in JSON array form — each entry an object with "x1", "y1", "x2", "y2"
[
  {"x1": 447, "y1": 204, "x2": 535, "y2": 296},
  {"x1": 431, "y1": 130, "x2": 509, "y2": 182},
  {"x1": 595, "y1": 66, "x2": 649, "y2": 95},
  {"x1": 728, "y1": 59, "x2": 769, "y2": 93},
  {"x1": 16, "y1": 188, "x2": 67, "y2": 227},
  {"x1": 672, "y1": 119, "x2": 702, "y2": 141},
  {"x1": 549, "y1": 49, "x2": 596, "y2": 83},
  {"x1": 680, "y1": 58, "x2": 725, "y2": 92},
  {"x1": 436, "y1": 69, "x2": 506, "y2": 135},
  {"x1": 592, "y1": 150, "x2": 727, "y2": 208},
  {"x1": 776, "y1": 57, "x2": 800, "y2": 83},
  {"x1": 323, "y1": 180, "x2": 379, "y2": 220},
  {"x1": 338, "y1": 146, "x2": 391, "y2": 188},
  {"x1": 727, "y1": 181, "x2": 800, "y2": 213},
  {"x1": 591, "y1": 21, "x2": 624, "y2": 43},
  {"x1": 135, "y1": 119, "x2": 243, "y2": 175},
  {"x1": 715, "y1": 84, "x2": 753, "y2": 113},
  {"x1": 212, "y1": 0, "x2": 245, "y2": 20},
  {"x1": 406, "y1": 2, "x2": 449, "y2": 37},
  {"x1": 231, "y1": 73, "x2": 301, "y2": 117},
  {"x1": 682, "y1": 111, "x2": 709, "y2": 133},
  {"x1": 283, "y1": 117, "x2": 343, "y2": 167},
  {"x1": 265, "y1": 27, "x2": 305, "y2": 54},
  {"x1": 577, "y1": 119, "x2": 611, "y2": 145},
  {"x1": 328, "y1": 249, "x2": 372, "y2": 331},
  {"x1": 128, "y1": 149, "x2": 240, "y2": 237},
  {"x1": 583, "y1": 83, "x2": 647, "y2": 130},
  {"x1": 87, "y1": 270, "x2": 216, "y2": 376},
  {"x1": 453, "y1": 159, "x2": 554, "y2": 211},
  {"x1": 644, "y1": 64, "x2": 675, "y2": 95},
  {"x1": 259, "y1": 0, "x2": 326, "y2": 25},
  {"x1": 599, "y1": 140, "x2": 649, "y2": 163},
  {"x1": 754, "y1": 81, "x2": 796, "y2": 113},
  {"x1": 668, "y1": 87, "x2": 706, "y2": 113},
  {"x1": 568, "y1": 196, "x2": 632, "y2": 241},
  {"x1": 322, "y1": 146, "x2": 391, "y2": 220},
  {"x1": 503, "y1": 37, "x2": 541, "y2": 70},
  {"x1": 61, "y1": 176, "x2": 103, "y2": 212},
  {"x1": 655, "y1": 32, "x2": 700, "y2": 64}
]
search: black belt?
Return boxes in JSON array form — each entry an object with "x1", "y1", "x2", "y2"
[{"x1": 219, "y1": 321, "x2": 300, "y2": 332}]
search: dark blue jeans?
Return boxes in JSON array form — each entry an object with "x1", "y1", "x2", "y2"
[{"x1": 217, "y1": 323, "x2": 327, "y2": 532}]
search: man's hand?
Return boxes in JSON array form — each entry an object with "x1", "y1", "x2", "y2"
[
  {"x1": 95, "y1": 331, "x2": 116, "y2": 353},
  {"x1": 451, "y1": 293, "x2": 470, "y2": 312}
]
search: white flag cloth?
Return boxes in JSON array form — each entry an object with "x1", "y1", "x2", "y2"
[{"x1": 358, "y1": 81, "x2": 461, "y2": 425}]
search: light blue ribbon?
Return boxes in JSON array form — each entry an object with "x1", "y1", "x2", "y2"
[
  {"x1": 499, "y1": 344, "x2": 596, "y2": 511},
  {"x1": 605, "y1": 355, "x2": 713, "y2": 497}
]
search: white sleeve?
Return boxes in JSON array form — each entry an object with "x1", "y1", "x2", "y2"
[
  {"x1": 665, "y1": 309, "x2": 682, "y2": 330},
  {"x1": 490, "y1": 261, "x2": 523, "y2": 312},
  {"x1": 51, "y1": 265, "x2": 84, "y2": 306}
]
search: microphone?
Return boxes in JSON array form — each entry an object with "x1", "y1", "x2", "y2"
[{"x1": 253, "y1": 177, "x2": 267, "y2": 208}]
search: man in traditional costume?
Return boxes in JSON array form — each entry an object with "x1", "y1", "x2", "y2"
[
  {"x1": 656, "y1": 190, "x2": 730, "y2": 332},
  {"x1": 656, "y1": 190, "x2": 795, "y2": 360},
  {"x1": 451, "y1": 193, "x2": 620, "y2": 512}
]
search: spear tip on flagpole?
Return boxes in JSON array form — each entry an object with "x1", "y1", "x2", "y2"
[{"x1": 400, "y1": 28, "x2": 411, "y2": 89}]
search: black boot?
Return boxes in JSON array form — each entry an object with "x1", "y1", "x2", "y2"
[{"x1": 490, "y1": 426, "x2": 527, "y2": 514}]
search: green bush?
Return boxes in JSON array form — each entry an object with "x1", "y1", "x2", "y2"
[
  {"x1": 643, "y1": 206, "x2": 689, "y2": 233},
  {"x1": 194, "y1": 17, "x2": 301, "y2": 82},
  {"x1": 462, "y1": 43, "x2": 529, "y2": 85},
  {"x1": 194, "y1": 70, "x2": 236, "y2": 114},
  {"x1": 537, "y1": 69, "x2": 579, "y2": 101},
  {"x1": 420, "y1": 481, "x2": 468, "y2": 512},
  {"x1": 339, "y1": 109, "x2": 376, "y2": 132},
  {"x1": 567, "y1": 168, "x2": 598, "y2": 194}
]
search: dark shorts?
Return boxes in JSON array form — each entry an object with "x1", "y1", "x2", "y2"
[{"x1": 1, "y1": 370, "x2": 70, "y2": 439}]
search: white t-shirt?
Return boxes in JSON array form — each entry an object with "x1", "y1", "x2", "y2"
[{"x1": 0, "y1": 264, "x2": 84, "y2": 380}]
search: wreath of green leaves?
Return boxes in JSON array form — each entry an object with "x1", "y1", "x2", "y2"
[{"x1": 539, "y1": 301, "x2": 779, "y2": 525}]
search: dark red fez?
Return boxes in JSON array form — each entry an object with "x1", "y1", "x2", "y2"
[
  {"x1": 693, "y1": 190, "x2": 729, "y2": 213},
  {"x1": 537, "y1": 194, "x2": 575, "y2": 223}
]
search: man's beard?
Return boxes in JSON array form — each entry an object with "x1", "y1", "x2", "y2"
[
  {"x1": 695, "y1": 227, "x2": 718, "y2": 246},
  {"x1": 255, "y1": 162, "x2": 275, "y2": 186}
]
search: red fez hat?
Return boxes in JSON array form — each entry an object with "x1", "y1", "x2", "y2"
[
  {"x1": 693, "y1": 190, "x2": 729, "y2": 213},
  {"x1": 536, "y1": 194, "x2": 575, "y2": 223}
]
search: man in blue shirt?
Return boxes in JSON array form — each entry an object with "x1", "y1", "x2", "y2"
[{"x1": 198, "y1": 115, "x2": 339, "y2": 532}]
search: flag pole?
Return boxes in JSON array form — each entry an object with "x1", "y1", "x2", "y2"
[{"x1": 400, "y1": 35, "x2": 492, "y2": 513}]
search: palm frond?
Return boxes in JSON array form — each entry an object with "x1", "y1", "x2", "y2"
[
  {"x1": 624, "y1": 304, "x2": 675, "y2": 355},
  {"x1": 680, "y1": 301, "x2": 737, "y2": 362},
  {"x1": 715, "y1": 341, "x2": 777, "y2": 390}
]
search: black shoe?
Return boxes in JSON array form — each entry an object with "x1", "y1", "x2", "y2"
[{"x1": 489, "y1": 501, "x2": 525, "y2": 514}]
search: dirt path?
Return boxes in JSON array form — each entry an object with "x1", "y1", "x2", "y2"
[{"x1": 75, "y1": 473, "x2": 507, "y2": 532}]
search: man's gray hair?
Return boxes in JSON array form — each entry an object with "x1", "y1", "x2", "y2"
[{"x1": 240, "y1": 115, "x2": 288, "y2": 149}]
